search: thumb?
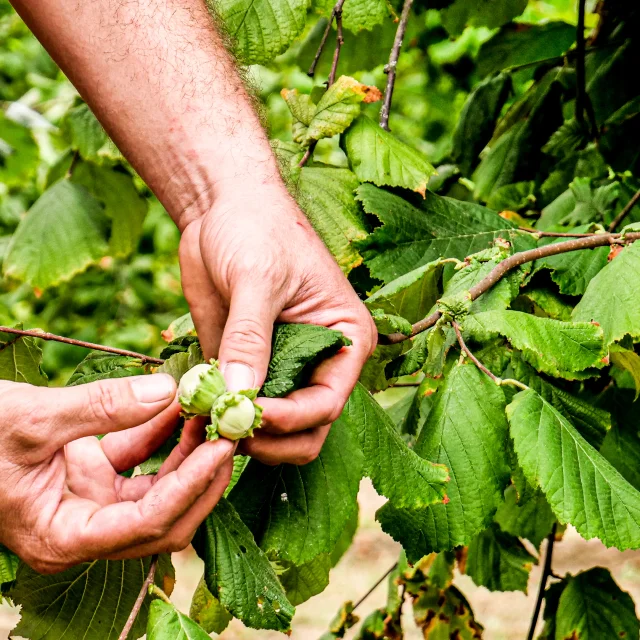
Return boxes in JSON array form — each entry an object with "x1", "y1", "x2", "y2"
[
  {"x1": 218, "y1": 286, "x2": 278, "y2": 391},
  {"x1": 33, "y1": 373, "x2": 177, "y2": 449}
]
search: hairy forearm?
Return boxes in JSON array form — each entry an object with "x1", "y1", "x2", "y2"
[{"x1": 10, "y1": 0, "x2": 281, "y2": 229}]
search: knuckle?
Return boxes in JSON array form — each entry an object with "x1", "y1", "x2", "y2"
[
  {"x1": 296, "y1": 442, "x2": 323, "y2": 466},
  {"x1": 88, "y1": 383, "x2": 124, "y2": 425},
  {"x1": 225, "y1": 318, "x2": 268, "y2": 353},
  {"x1": 168, "y1": 534, "x2": 193, "y2": 553},
  {"x1": 327, "y1": 402, "x2": 343, "y2": 424}
]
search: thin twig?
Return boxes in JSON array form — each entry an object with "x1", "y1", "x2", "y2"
[
  {"x1": 298, "y1": 146, "x2": 314, "y2": 168},
  {"x1": 608, "y1": 187, "x2": 640, "y2": 232},
  {"x1": 526, "y1": 524, "x2": 558, "y2": 640},
  {"x1": 0, "y1": 326, "x2": 164, "y2": 365},
  {"x1": 307, "y1": 0, "x2": 347, "y2": 78},
  {"x1": 65, "y1": 150, "x2": 80, "y2": 179},
  {"x1": 379, "y1": 231, "x2": 640, "y2": 344},
  {"x1": 519, "y1": 227, "x2": 599, "y2": 238},
  {"x1": 452, "y1": 322, "x2": 502, "y2": 384},
  {"x1": 328, "y1": 7, "x2": 345, "y2": 86},
  {"x1": 353, "y1": 563, "x2": 398, "y2": 611},
  {"x1": 379, "y1": 0, "x2": 414, "y2": 130},
  {"x1": 118, "y1": 555, "x2": 159, "y2": 640}
]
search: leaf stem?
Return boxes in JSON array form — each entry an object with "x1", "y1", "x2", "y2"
[
  {"x1": 526, "y1": 523, "x2": 558, "y2": 640},
  {"x1": 379, "y1": 231, "x2": 640, "y2": 344},
  {"x1": 452, "y1": 321, "x2": 501, "y2": 384},
  {"x1": 353, "y1": 562, "x2": 398, "y2": 611},
  {"x1": 148, "y1": 583, "x2": 173, "y2": 605},
  {"x1": 608, "y1": 186, "x2": 640, "y2": 232},
  {"x1": 118, "y1": 555, "x2": 159, "y2": 640},
  {"x1": 0, "y1": 325, "x2": 165, "y2": 365},
  {"x1": 379, "y1": 0, "x2": 414, "y2": 130}
]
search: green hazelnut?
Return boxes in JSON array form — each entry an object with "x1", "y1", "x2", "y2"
[
  {"x1": 178, "y1": 361, "x2": 227, "y2": 417},
  {"x1": 207, "y1": 390, "x2": 262, "y2": 441}
]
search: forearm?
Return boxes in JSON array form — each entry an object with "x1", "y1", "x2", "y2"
[{"x1": 10, "y1": 0, "x2": 281, "y2": 229}]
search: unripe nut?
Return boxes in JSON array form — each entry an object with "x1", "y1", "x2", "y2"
[
  {"x1": 207, "y1": 390, "x2": 262, "y2": 441},
  {"x1": 178, "y1": 362, "x2": 227, "y2": 417}
]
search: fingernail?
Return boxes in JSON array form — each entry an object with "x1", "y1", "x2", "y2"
[
  {"x1": 130, "y1": 374, "x2": 176, "y2": 403},
  {"x1": 222, "y1": 362, "x2": 256, "y2": 392}
]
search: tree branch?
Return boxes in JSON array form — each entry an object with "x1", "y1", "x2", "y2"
[
  {"x1": 379, "y1": 0, "x2": 414, "y2": 130},
  {"x1": 118, "y1": 555, "x2": 159, "y2": 640},
  {"x1": 328, "y1": 6, "x2": 345, "y2": 87},
  {"x1": 0, "y1": 326, "x2": 165, "y2": 365},
  {"x1": 608, "y1": 186, "x2": 640, "y2": 232},
  {"x1": 379, "y1": 231, "x2": 640, "y2": 345},
  {"x1": 526, "y1": 524, "x2": 558, "y2": 640}
]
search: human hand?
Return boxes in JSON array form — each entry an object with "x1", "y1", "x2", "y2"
[
  {"x1": 179, "y1": 182, "x2": 377, "y2": 465},
  {"x1": 0, "y1": 375, "x2": 234, "y2": 573}
]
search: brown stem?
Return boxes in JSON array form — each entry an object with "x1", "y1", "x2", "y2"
[
  {"x1": 353, "y1": 562, "x2": 399, "y2": 611},
  {"x1": 452, "y1": 321, "x2": 501, "y2": 384},
  {"x1": 307, "y1": 0, "x2": 347, "y2": 78},
  {"x1": 519, "y1": 227, "x2": 599, "y2": 238},
  {"x1": 328, "y1": 7, "x2": 344, "y2": 87},
  {"x1": 0, "y1": 326, "x2": 164, "y2": 365},
  {"x1": 608, "y1": 187, "x2": 640, "y2": 232},
  {"x1": 379, "y1": 0, "x2": 414, "y2": 130},
  {"x1": 118, "y1": 555, "x2": 159, "y2": 640},
  {"x1": 65, "y1": 150, "x2": 80, "y2": 179},
  {"x1": 298, "y1": 145, "x2": 314, "y2": 168},
  {"x1": 526, "y1": 524, "x2": 558, "y2": 640},
  {"x1": 379, "y1": 231, "x2": 640, "y2": 344}
]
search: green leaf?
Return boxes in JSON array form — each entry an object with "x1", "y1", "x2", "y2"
[
  {"x1": 572, "y1": 241, "x2": 640, "y2": 346},
  {"x1": 462, "y1": 311, "x2": 605, "y2": 378},
  {"x1": 343, "y1": 0, "x2": 389, "y2": 32},
  {"x1": 298, "y1": 167, "x2": 366, "y2": 274},
  {"x1": 440, "y1": 0, "x2": 526, "y2": 36},
  {"x1": 138, "y1": 426, "x2": 182, "y2": 475},
  {"x1": 345, "y1": 382, "x2": 449, "y2": 510},
  {"x1": 451, "y1": 72, "x2": 512, "y2": 176},
  {"x1": 365, "y1": 259, "x2": 445, "y2": 324},
  {"x1": 211, "y1": 0, "x2": 308, "y2": 64},
  {"x1": 229, "y1": 413, "x2": 362, "y2": 565},
  {"x1": 356, "y1": 183, "x2": 532, "y2": 283},
  {"x1": 262, "y1": 323, "x2": 351, "y2": 398},
  {"x1": 189, "y1": 576, "x2": 232, "y2": 635},
  {"x1": 611, "y1": 347, "x2": 640, "y2": 400},
  {"x1": 384, "y1": 330, "x2": 430, "y2": 378},
  {"x1": 370, "y1": 310, "x2": 412, "y2": 336},
  {"x1": 473, "y1": 71, "x2": 566, "y2": 201},
  {"x1": 64, "y1": 103, "x2": 108, "y2": 161},
  {"x1": 494, "y1": 484, "x2": 555, "y2": 548},
  {"x1": 553, "y1": 568, "x2": 639, "y2": 640},
  {"x1": 508, "y1": 353, "x2": 611, "y2": 449},
  {"x1": 0, "y1": 329, "x2": 48, "y2": 386},
  {"x1": 200, "y1": 498, "x2": 295, "y2": 631},
  {"x1": 535, "y1": 242, "x2": 609, "y2": 296},
  {"x1": 72, "y1": 162, "x2": 148, "y2": 257},
  {"x1": 9, "y1": 556, "x2": 174, "y2": 639},
  {"x1": 376, "y1": 364, "x2": 509, "y2": 561},
  {"x1": 518, "y1": 287, "x2": 573, "y2": 321},
  {"x1": 465, "y1": 524, "x2": 537, "y2": 593},
  {"x1": 4, "y1": 181, "x2": 108, "y2": 290},
  {"x1": 161, "y1": 313, "x2": 196, "y2": 342},
  {"x1": 279, "y1": 554, "x2": 331, "y2": 606},
  {"x1": 281, "y1": 88, "x2": 316, "y2": 127},
  {"x1": 147, "y1": 599, "x2": 210, "y2": 640},
  {"x1": 506, "y1": 388, "x2": 640, "y2": 550},
  {"x1": 157, "y1": 342, "x2": 205, "y2": 383},
  {"x1": 600, "y1": 390, "x2": 640, "y2": 492},
  {"x1": 487, "y1": 181, "x2": 536, "y2": 213},
  {"x1": 0, "y1": 545, "x2": 18, "y2": 586},
  {"x1": 305, "y1": 76, "x2": 367, "y2": 144},
  {"x1": 344, "y1": 115, "x2": 435, "y2": 196},
  {"x1": 66, "y1": 351, "x2": 143, "y2": 386},
  {"x1": 477, "y1": 22, "x2": 576, "y2": 78}
]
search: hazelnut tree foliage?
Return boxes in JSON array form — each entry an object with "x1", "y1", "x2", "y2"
[{"x1": 2, "y1": 0, "x2": 640, "y2": 637}]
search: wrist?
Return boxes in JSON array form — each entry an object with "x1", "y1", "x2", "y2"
[{"x1": 165, "y1": 140, "x2": 285, "y2": 231}]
